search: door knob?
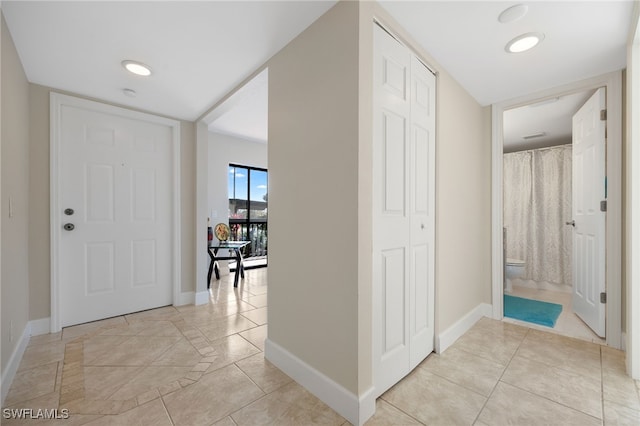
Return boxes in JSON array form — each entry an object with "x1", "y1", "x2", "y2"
[
  {"x1": 63, "y1": 223, "x2": 75, "y2": 231},
  {"x1": 64, "y1": 208, "x2": 74, "y2": 216},
  {"x1": 565, "y1": 220, "x2": 575, "y2": 227}
]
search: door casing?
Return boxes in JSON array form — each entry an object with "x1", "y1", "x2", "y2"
[
  {"x1": 491, "y1": 71, "x2": 623, "y2": 349},
  {"x1": 50, "y1": 93, "x2": 182, "y2": 333}
]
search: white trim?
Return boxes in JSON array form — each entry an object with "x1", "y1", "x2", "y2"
[
  {"x1": 195, "y1": 290, "x2": 210, "y2": 306},
  {"x1": 627, "y1": 5, "x2": 640, "y2": 379},
  {"x1": 491, "y1": 71, "x2": 623, "y2": 350},
  {"x1": 176, "y1": 292, "x2": 194, "y2": 306},
  {"x1": 265, "y1": 339, "x2": 376, "y2": 426},
  {"x1": 1, "y1": 323, "x2": 31, "y2": 405},
  {"x1": 436, "y1": 303, "x2": 492, "y2": 354},
  {"x1": 195, "y1": 122, "x2": 210, "y2": 298},
  {"x1": 29, "y1": 318, "x2": 51, "y2": 336},
  {"x1": 622, "y1": 331, "x2": 627, "y2": 353},
  {"x1": 49, "y1": 93, "x2": 181, "y2": 332}
]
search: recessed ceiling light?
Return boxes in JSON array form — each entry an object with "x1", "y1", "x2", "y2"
[
  {"x1": 122, "y1": 88, "x2": 137, "y2": 98},
  {"x1": 505, "y1": 32, "x2": 544, "y2": 53},
  {"x1": 121, "y1": 60, "x2": 152, "y2": 76},
  {"x1": 498, "y1": 4, "x2": 528, "y2": 23}
]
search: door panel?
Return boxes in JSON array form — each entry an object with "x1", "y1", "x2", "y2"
[{"x1": 572, "y1": 87, "x2": 606, "y2": 337}]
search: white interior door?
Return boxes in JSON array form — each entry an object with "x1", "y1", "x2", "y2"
[
  {"x1": 373, "y1": 24, "x2": 435, "y2": 396},
  {"x1": 54, "y1": 95, "x2": 176, "y2": 328},
  {"x1": 572, "y1": 87, "x2": 606, "y2": 337}
]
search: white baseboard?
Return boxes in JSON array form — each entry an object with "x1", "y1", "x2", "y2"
[
  {"x1": 436, "y1": 303, "x2": 492, "y2": 354},
  {"x1": 265, "y1": 339, "x2": 376, "y2": 426},
  {"x1": 1, "y1": 323, "x2": 31, "y2": 406},
  {"x1": 177, "y1": 291, "x2": 195, "y2": 306},
  {"x1": 29, "y1": 318, "x2": 51, "y2": 336},
  {"x1": 194, "y1": 290, "x2": 209, "y2": 305}
]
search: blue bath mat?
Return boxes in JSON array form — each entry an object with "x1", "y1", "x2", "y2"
[{"x1": 504, "y1": 295, "x2": 563, "y2": 328}]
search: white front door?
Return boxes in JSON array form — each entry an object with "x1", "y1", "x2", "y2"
[
  {"x1": 53, "y1": 94, "x2": 178, "y2": 328},
  {"x1": 572, "y1": 87, "x2": 606, "y2": 337},
  {"x1": 373, "y1": 24, "x2": 435, "y2": 396}
]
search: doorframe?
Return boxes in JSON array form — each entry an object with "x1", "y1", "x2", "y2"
[
  {"x1": 491, "y1": 71, "x2": 623, "y2": 349},
  {"x1": 49, "y1": 93, "x2": 182, "y2": 333}
]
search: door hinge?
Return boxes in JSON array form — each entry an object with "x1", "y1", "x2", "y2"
[
  {"x1": 600, "y1": 200, "x2": 607, "y2": 212},
  {"x1": 600, "y1": 292, "x2": 607, "y2": 304},
  {"x1": 600, "y1": 109, "x2": 607, "y2": 121}
]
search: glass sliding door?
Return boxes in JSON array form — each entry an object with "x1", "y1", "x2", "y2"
[{"x1": 228, "y1": 164, "x2": 268, "y2": 268}]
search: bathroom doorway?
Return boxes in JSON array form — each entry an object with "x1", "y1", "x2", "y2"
[{"x1": 494, "y1": 73, "x2": 623, "y2": 348}]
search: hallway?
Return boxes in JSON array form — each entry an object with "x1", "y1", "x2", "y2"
[{"x1": 2, "y1": 269, "x2": 639, "y2": 425}]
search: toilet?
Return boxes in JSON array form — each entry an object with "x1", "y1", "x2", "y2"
[{"x1": 505, "y1": 258, "x2": 526, "y2": 292}]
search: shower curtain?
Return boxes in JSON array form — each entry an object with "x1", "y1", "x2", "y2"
[{"x1": 503, "y1": 145, "x2": 572, "y2": 288}]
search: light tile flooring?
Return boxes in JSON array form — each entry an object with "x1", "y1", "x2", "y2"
[
  {"x1": 506, "y1": 282, "x2": 606, "y2": 344},
  {"x1": 3, "y1": 269, "x2": 640, "y2": 425}
]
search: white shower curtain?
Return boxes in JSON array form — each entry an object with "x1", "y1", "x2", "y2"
[{"x1": 504, "y1": 145, "x2": 572, "y2": 287}]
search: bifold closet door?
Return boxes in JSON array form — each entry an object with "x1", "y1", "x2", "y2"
[{"x1": 372, "y1": 24, "x2": 436, "y2": 396}]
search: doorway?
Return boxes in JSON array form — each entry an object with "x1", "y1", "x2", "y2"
[
  {"x1": 491, "y1": 71, "x2": 623, "y2": 349},
  {"x1": 501, "y1": 89, "x2": 603, "y2": 342},
  {"x1": 50, "y1": 93, "x2": 181, "y2": 331}
]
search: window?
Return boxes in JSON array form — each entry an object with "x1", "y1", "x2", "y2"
[{"x1": 228, "y1": 165, "x2": 267, "y2": 267}]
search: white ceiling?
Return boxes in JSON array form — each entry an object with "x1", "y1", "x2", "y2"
[
  {"x1": 1, "y1": 1, "x2": 336, "y2": 122},
  {"x1": 2, "y1": 1, "x2": 634, "y2": 144},
  {"x1": 503, "y1": 90, "x2": 594, "y2": 153}
]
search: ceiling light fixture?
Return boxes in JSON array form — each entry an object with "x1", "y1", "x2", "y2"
[
  {"x1": 505, "y1": 32, "x2": 544, "y2": 53},
  {"x1": 121, "y1": 60, "x2": 152, "y2": 76},
  {"x1": 522, "y1": 132, "x2": 547, "y2": 140},
  {"x1": 498, "y1": 4, "x2": 528, "y2": 23}
]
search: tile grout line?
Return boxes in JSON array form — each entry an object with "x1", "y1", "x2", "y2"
[{"x1": 471, "y1": 326, "x2": 530, "y2": 425}]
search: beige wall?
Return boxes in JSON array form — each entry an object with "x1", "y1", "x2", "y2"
[
  {"x1": 267, "y1": 0, "x2": 361, "y2": 394},
  {"x1": 436, "y1": 73, "x2": 492, "y2": 329},
  {"x1": 1, "y1": 12, "x2": 30, "y2": 373},
  {"x1": 26, "y1": 84, "x2": 196, "y2": 321}
]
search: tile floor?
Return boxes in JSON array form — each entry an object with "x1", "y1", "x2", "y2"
[
  {"x1": 3, "y1": 269, "x2": 640, "y2": 425},
  {"x1": 507, "y1": 281, "x2": 606, "y2": 344}
]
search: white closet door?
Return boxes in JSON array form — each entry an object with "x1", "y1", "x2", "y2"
[{"x1": 373, "y1": 24, "x2": 436, "y2": 396}]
